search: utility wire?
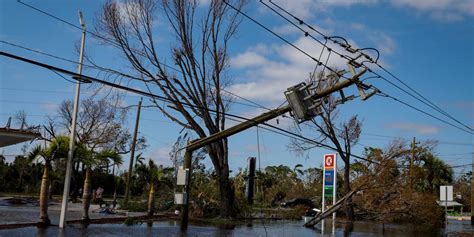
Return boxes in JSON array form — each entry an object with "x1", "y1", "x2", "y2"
[
  {"x1": 372, "y1": 70, "x2": 474, "y2": 132},
  {"x1": 376, "y1": 92, "x2": 473, "y2": 135},
  {"x1": 15, "y1": 1, "x2": 272, "y2": 112},
  {"x1": 263, "y1": 0, "x2": 473, "y2": 132},
  {"x1": 376, "y1": 59, "x2": 471, "y2": 132},
  {"x1": 1, "y1": 50, "x2": 382, "y2": 165},
  {"x1": 13, "y1": 1, "x2": 472, "y2": 155},
  {"x1": 1, "y1": 39, "x2": 268, "y2": 110},
  {"x1": 222, "y1": 0, "x2": 341, "y2": 76},
  {"x1": 19, "y1": 0, "x2": 472, "y2": 136},
  {"x1": 223, "y1": 0, "x2": 473, "y2": 135}
]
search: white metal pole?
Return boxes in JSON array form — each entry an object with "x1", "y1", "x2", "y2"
[
  {"x1": 332, "y1": 154, "x2": 337, "y2": 234},
  {"x1": 59, "y1": 11, "x2": 86, "y2": 228}
]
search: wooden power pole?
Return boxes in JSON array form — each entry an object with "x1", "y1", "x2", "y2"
[
  {"x1": 409, "y1": 137, "x2": 418, "y2": 190},
  {"x1": 124, "y1": 98, "x2": 143, "y2": 206},
  {"x1": 179, "y1": 68, "x2": 367, "y2": 229}
]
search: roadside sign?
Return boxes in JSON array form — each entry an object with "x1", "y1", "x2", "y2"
[
  {"x1": 324, "y1": 170, "x2": 334, "y2": 185},
  {"x1": 440, "y1": 185, "x2": 453, "y2": 201},
  {"x1": 321, "y1": 154, "x2": 337, "y2": 232},
  {"x1": 440, "y1": 185, "x2": 453, "y2": 231},
  {"x1": 324, "y1": 154, "x2": 335, "y2": 170}
]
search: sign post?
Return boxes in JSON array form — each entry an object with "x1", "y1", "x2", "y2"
[
  {"x1": 322, "y1": 154, "x2": 337, "y2": 234},
  {"x1": 440, "y1": 185, "x2": 453, "y2": 233}
]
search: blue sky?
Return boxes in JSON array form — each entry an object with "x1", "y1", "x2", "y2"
[{"x1": 1, "y1": 0, "x2": 473, "y2": 175}]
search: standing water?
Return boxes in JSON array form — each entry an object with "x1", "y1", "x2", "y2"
[{"x1": 0, "y1": 219, "x2": 471, "y2": 237}]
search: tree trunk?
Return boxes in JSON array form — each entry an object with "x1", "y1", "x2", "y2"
[
  {"x1": 343, "y1": 160, "x2": 354, "y2": 221},
  {"x1": 147, "y1": 182, "x2": 155, "y2": 216},
  {"x1": 82, "y1": 168, "x2": 92, "y2": 222},
  {"x1": 218, "y1": 168, "x2": 235, "y2": 218},
  {"x1": 38, "y1": 164, "x2": 50, "y2": 225}
]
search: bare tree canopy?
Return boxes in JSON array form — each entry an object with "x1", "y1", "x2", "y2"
[
  {"x1": 44, "y1": 96, "x2": 146, "y2": 155},
  {"x1": 95, "y1": 0, "x2": 246, "y2": 217}
]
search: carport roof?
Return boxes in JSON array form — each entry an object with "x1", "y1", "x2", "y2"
[{"x1": 0, "y1": 127, "x2": 41, "y2": 147}]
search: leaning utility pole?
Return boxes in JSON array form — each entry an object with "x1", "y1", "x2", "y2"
[
  {"x1": 124, "y1": 98, "x2": 143, "y2": 206},
  {"x1": 59, "y1": 11, "x2": 86, "y2": 229},
  {"x1": 179, "y1": 67, "x2": 369, "y2": 229}
]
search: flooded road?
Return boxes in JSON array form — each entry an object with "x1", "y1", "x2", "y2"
[{"x1": 2, "y1": 219, "x2": 472, "y2": 237}]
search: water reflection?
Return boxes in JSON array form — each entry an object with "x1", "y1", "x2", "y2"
[
  {"x1": 343, "y1": 221, "x2": 353, "y2": 237},
  {"x1": 37, "y1": 226, "x2": 46, "y2": 237},
  {"x1": 2, "y1": 219, "x2": 467, "y2": 237}
]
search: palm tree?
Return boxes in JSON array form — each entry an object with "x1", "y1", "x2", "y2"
[
  {"x1": 107, "y1": 153, "x2": 123, "y2": 209},
  {"x1": 135, "y1": 160, "x2": 173, "y2": 216},
  {"x1": 81, "y1": 150, "x2": 122, "y2": 222},
  {"x1": 419, "y1": 153, "x2": 453, "y2": 193},
  {"x1": 27, "y1": 136, "x2": 70, "y2": 225}
]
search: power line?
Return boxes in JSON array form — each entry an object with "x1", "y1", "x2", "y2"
[
  {"x1": 15, "y1": 1, "x2": 272, "y2": 112},
  {"x1": 376, "y1": 63, "x2": 472, "y2": 132},
  {"x1": 262, "y1": 0, "x2": 473, "y2": 133},
  {"x1": 0, "y1": 39, "x2": 268, "y2": 110},
  {"x1": 222, "y1": 0, "x2": 472, "y2": 135},
  {"x1": 376, "y1": 92, "x2": 473, "y2": 135},
  {"x1": 19, "y1": 0, "x2": 472, "y2": 136},
  {"x1": 10, "y1": 1, "x2": 473, "y2": 158},
  {"x1": 358, "y1": 136, "x2": 473, "y2": 147},
  {"x1": 374, "y1": 71, "x2": 473, "y2": 132},
  {"x1": 222, "y1": 0, "x2": 341, "y2": 76},
  {"x1": 1, "y1": 50, "x2": 381, "y2": 165}
]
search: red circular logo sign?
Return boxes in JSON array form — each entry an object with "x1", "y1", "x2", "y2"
[{"x1": 324, "y1": 154, "x2": 335, "y2": 168}]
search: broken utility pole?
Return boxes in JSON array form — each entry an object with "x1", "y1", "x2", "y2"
[{"x1": 179, "y1": 67, "x2": 370, "y2": 230}]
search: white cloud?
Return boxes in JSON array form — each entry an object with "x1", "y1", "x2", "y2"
[
  {"x1": 266, "y1": 0, "x2": 377, "y2": 19},
  {"x1": 391, "y1": 0, "x2": 474, "y2": 21},
  {"x1": 149, "y1": 146, "x2": 173, "y2": 166},
  {"x1": 388, "y1": 122, "x2": 440, "y2": 135},
  {"x1": 374, "y1": 33, "x2": 396, "y2": 55},
  {"x1": 229, "y1": 36, "x2": 353, "y2": 104},
  {"x1": 232, "y1": 51, "x2": 269, "y2": 68}
]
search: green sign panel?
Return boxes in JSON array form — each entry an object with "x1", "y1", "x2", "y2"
[{"x1": 324, "y1": 186, "x2": 333, "y2": 196}]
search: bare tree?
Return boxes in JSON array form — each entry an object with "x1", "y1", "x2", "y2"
[
  {"x1": 95, "y1": 0, "x2": 246, "y2": 217},
  {"x1": 45, "y1": 96, "x2": 146, "y2": 156},
  {"x1": 44, "y1": 95, "x2": 147, "y2": 201},
  {"x1": 289, "y1": 71, "x2": 362, "y2": 221}
]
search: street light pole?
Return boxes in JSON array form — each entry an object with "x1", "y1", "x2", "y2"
[{"x1": 59, "y1": 11, "x2": 86, "y2": 228}]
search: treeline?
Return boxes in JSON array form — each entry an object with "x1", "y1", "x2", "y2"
[{"x1": 0, "y1": 139, "x2": 471, "y2": 227}]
